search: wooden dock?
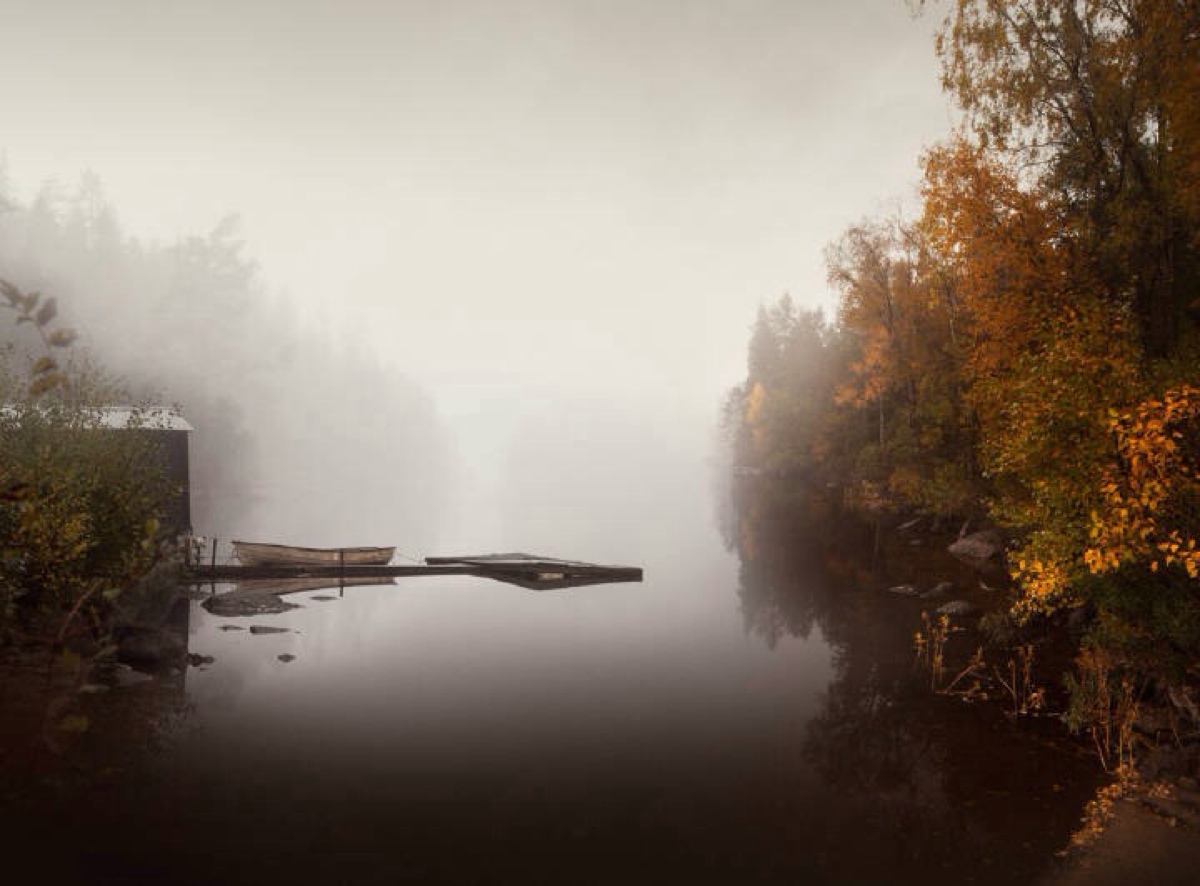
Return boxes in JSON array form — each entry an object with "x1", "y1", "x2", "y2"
[
  {"x1": 187, "y1": 563, "x2": 474, "y2": 581},
  {"x1": 185, "y1": 552, "x2": 642, "y2": 586}
]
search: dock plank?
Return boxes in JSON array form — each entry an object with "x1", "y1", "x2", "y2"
[{"x1": 185, "y1": 555, "x2": 642, "y2": 585}]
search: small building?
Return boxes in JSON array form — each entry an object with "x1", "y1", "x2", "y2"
[{"x1": 1, "y1": 404, "x2": 193, "y2": 534}]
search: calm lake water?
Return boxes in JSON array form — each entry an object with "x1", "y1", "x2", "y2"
[{"x1": 10, "y1": 417, "x2": 1101, "y2": 884}]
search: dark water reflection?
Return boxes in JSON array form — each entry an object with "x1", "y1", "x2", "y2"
[
  {"x1": 726, "y1": 480, "x2": 1101, "y2": 882},
  {"x1": 12, "y1": 468, "x2": 1099, "y2": 885}
]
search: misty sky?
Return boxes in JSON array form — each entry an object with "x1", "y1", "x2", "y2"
[{"x1": 1, "y1": 0, "x2": 951, "y2": 412}]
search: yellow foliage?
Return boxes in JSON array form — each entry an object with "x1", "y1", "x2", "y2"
[
  {"x1": 1012, "y1": 556, "x2": 1072, "y2": 617},
  {"x1": 1085, "y1": 384, "x2": 1200, "y2": 580},
  {"x1": 1, "y1": 401, "x2": 174, "y2": 624},
  {"x1": 744, "y1": 381, "x2": 769, "y2": 459}
]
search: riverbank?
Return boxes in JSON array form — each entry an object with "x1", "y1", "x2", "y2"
[
  {"x1": 0, "y1": 622, "x2": 190, "y2": 820},
  {"x1": 1046, "y1": 779, "x2": 1200, "y2": 885}
]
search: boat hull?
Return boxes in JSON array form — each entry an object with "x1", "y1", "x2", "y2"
[{"x1": 231, "y1": 541, "x2": 395, "y2": 567}]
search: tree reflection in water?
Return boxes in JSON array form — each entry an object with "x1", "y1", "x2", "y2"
[{"x1": 726, "y1": 477, "x2": 1101, "y2": 881}]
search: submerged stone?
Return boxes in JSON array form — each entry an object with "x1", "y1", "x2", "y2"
[
  {"x1": 937, "y1": 600, "x2": 976, "y2": 617},
  {"x1": 111, "y1": 665, "x2": 154, "y2": 689},
  {"x1": 204, "y1": 594, "x2": 300, "y2": 617},
  {"x1": 114, "y1": 625, "x2": 186, "y2": 669},
  {"x1": 922, "y1": 581, "x2": 954, "y2": 599}
]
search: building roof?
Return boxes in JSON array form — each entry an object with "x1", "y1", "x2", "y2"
[
  {"x1": 88, "y1": 407, "x2": 193, "y2": 432},
  {"x1": 1, "y1": 405, "x2": 193, "y2": 431}
]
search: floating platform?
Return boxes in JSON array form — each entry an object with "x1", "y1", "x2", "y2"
[
  {"x1": 186, "y1": 552, "x2": 642, "y2": 587},
  {"x1": 424, "y1": 553, "x2": 642, "y2": 583}
]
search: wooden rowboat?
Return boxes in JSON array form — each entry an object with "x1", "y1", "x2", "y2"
[{"x1": 231, "y1": 541, "x2": 395, "y2": 567}]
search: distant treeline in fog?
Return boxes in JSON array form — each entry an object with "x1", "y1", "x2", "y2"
[{"x1": 0, "y1": 166, "x2": 451, "y2": 548}]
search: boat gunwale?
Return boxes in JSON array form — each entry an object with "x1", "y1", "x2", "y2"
[{"x1": 232, "y1": 541, "x2": 396, "y2": 566}]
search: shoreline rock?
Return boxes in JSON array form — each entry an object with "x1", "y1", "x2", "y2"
[
  {"x1": 113, "y1": 624, "x2": 186, "y2": 669},
  {"x1": 948, "y1": 529, "x2": 1005, "y2": 565}
]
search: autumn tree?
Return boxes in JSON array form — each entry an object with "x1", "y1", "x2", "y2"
[
  {"x1": 921, "y1": 0, "x2": 1200, "y2": 751},
  {"x1": 919, "y1": 137, "x2": 1145, "y2": 609},
  {"x1": 827, "y1": 216, "x2": 979, "y2": 516},
  {"x1": 1067, "y1": 384, "x2": 1200, "y2": 686},
  {"x1": 936, "y1": 0, "x2": 1200, "y2": 362},
  {"x1": 923, "y1": 1, "x2": 1200, "y2": 607}
]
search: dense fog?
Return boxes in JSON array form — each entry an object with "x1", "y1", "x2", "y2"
[
  {"x1": 0, "y1": 190, "x2": 453, "y2": 549},
  {"x1": 0, "y1": 1, "x2": 950, "y2": 558}
]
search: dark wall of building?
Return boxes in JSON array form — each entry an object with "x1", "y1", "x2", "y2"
[
  {"x1": 119, "y1": 429, "x2": 192, "y2": 535},
  {"x1": 158, "y1": 430, "x2": 191, "y2": 534}
]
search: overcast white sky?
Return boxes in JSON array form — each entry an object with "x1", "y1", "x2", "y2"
[{"x1": 0, "y1": 0, "x2": 952, "y2": 414}]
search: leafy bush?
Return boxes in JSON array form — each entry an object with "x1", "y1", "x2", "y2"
[{"x1": 1, "y1": 280, "x2": 176, "y2": 643}]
